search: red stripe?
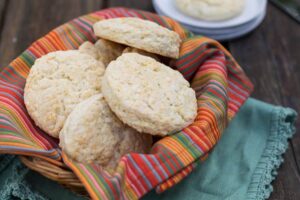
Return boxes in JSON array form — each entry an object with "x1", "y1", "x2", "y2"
[{"x1": 176, "y1": 44, "x2": 207, "y2": 67}]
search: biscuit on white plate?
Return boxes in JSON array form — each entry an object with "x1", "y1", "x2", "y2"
[
  {"x1": 175, "y1": 0, "x2": 245, "y2": 21},
  {"x1": 24, "y1": 50, "x2": 105, "y2": 138},
  {"x1": 123, "y1": 47, "x2": 160, "y2": 61},
  {"x1": 59, "y1": 94, "x2": 152, "y2": 172},
  {"x1": 93, "y1": 17, "x2": 181, "y2": 59},
  {"x1": 79, "y1": 39, "x2": 125, "y2": 66},
  {"x1": 102, "y1": 53, "x2": 197, "y2": 136}
]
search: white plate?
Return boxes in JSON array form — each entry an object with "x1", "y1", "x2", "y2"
[
  {"x1": 153, "y1": 0, "x2": 267, "y2": 29},
  {"x1": 193, "y1": 10, "x2": 266, "y2": 41},
  {"x1": 154, "y1": 2, "x2": 264, "y2": 35},
  {"x1": 183, "y1": 11, "x2": 265, "y2": 35}
]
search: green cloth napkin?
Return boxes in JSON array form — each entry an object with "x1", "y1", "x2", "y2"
[
  {"x1": 0, "y1": 98, "x2": 297, "y2": 200},
  {"x1": 143, "y1": 98, "x2": 297, "y2": 200},
  {"x1": 0, "y1": 155, "x2": 83, "y2": 200}
]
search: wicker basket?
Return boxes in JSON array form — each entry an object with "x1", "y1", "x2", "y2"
[
  {"x1": 0, "y1": 6, "x2": 254, "y2": 199},
  {"x1": 19, "y1": 156, "x2": 88, "y2": 196}
]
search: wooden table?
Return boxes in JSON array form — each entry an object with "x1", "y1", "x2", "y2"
[{"x1": 0, "y1": 0, "x2": 299, "y2": 199}]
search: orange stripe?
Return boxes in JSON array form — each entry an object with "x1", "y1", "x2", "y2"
[
  {"x1": 162, "y1": 138, "x2": 194, "y2": 164},
  {"x1": 184, "y1": 128, "x2": 210, "y2": 150},
  {"x1": 62, "y1": 154, "x2": 98, "y2": 200},
  {"x1": 0, "y1": 149, "x2": 62, "y2": 165}
]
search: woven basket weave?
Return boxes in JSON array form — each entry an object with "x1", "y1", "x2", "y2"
[{"x1": 20, "y1": 156, "x2": 87, "y2": 195}]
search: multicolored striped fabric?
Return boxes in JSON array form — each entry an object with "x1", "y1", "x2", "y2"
[{"x1": 0, "y1": 8, "x2": 253, "y2": 200}]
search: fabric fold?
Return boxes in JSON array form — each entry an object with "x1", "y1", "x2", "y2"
[
  {"x1": 247, "y1": 104, "x2": 297, "y2": 200},
  {"x1": 143, "y1": 98, "x2": 297, "y2": 200},
  {"x1": 0, "y1": 99, "x2": 296, "y2": 200}
]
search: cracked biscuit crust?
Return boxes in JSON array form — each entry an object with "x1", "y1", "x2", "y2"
[
  {"x1": 59, "y1": 94, "x2": 152, "y2": 172},
  {"x1": 123, "y1": 47, "x2": 160, "y2": 61},
  {"x1": 102, "y1": 53, "x2": 197, "y2": 136},
  {"x1": 79, "y1": 39, "x2": 125, "y2": 66},
  {"x1": 24, "y1": 50, "x2": 105, "y2": 138},
  {"x1": 93, "y1": 17, "x2": 181, "y2": 59}
]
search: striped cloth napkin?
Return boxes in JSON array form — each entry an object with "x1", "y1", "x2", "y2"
[
  {"x1": 0, "y1": 99, "x2": 296, "y2": 200},
  {"x1": 0, "y1": 8, "x2": 252, "y2": 199}
]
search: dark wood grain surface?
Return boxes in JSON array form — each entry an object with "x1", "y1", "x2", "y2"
[
  {"x1": 229, "y1": 4, "x2": 300, "y2": 199},
  {"x1": 0, "y1": 0, "x2": 299, "y2": 199}
]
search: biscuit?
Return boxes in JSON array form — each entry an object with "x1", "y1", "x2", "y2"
[
  {"x1": 175, "y1": 0, "x2": 245, "y2": 21},
  {"x1": 79, "y1": 39, "x2": 125, "y2": 66},
  {"x1": 94, "y1": 39, "x2": 125, "y2": 66},
  {"x1": 59, "y1": 94, "x2": 152, "y2": 171},
  {"x1": 93, "y1": 17, "x2": 181, "y2": 59},
  {"x1": 24, "y1": 50, "x2": 105, "y2": 138},
  {"x1": 78, "y1": 41, "x2": 99, "y2": 60},
  {"x1": 102, "y1": 53, "x2": 197, "y2": 136},
  {"x1": 123, "y1": 47, "x2": 160, "y2": 61}
]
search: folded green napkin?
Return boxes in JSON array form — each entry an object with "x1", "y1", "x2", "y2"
[
  {"x1": 0, "y1": 98, "x2": 296, "y2": 200},
  {"x1": 143, "y1": 98, "x2": 296, "y2": 200}
]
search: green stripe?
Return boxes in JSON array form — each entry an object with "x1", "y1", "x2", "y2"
[
  {"x1": 2, "y1": 66, "x2": 25, "y2": 81},
  {"x1": 77, "y1": 17, "x2": 94, "y2": 29},
  {"x1": 86, "y1": 165, "x2": 116, "y2": 199},
  {"x1": 195, "y1": 80, "x2": 228, "y2": 99},
  {"x1": 192, "y1": 71, "x2": 226, "y2": 87},
  {"x1": 67, "y1": 24, "x2": 85, "y2": 44},
  {"x1": 177, "y1": 40, "x2": 206, "y2": 62},
  {"x1": 0, "y1": 122, "x2": 37, "y2": 140},
  {"x1": 183, "y1": 49, "x2": 217, "y2": 78},
  {"x1": 20, "y1": 52, "x2": 35, "y2": 67},
  {"x1": 70, "y1": 21, "x2": 93, "y2": 41},
  {"x1": 0, "y1": 74, "x2": 10, "y2": 82},
  {"x1": 158, "y1": 16, "x2": 172, "y2": 30},
  {"x1": 75, "y1": 164, "x2": 105, "y2": 199},
  {"x1": 229, "y1": 74, "x2": 252, "y2": 91},
  {"x1": 59, "y1": 26, "x2": 78, "y2": 49},
  {"x1": 156, "y1": 144, "x2": 177, "y2": 174},
  {"x1": 0, "y1": 135, "x2": 37, "y2": 147},
  {"x1": 177, "y1": 46, "x2": 213, "y2": 74},
  {"x1": 174, "y1": 133, "x2": 201, "y2": 158}
]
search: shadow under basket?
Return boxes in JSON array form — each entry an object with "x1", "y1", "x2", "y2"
[{"x1": 19, "y1": 156, "x2": 88, "y2": 196}]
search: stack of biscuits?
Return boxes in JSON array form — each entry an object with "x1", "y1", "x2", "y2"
[{"x1": 24, "y1": 17, "x2": 198, "y2": 172}]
